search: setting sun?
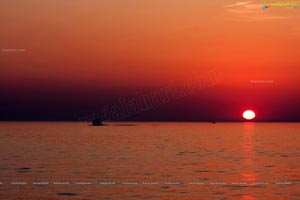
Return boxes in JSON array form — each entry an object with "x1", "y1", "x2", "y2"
[{"x1": 243, "y1": 110, "x2": 256, "y2": 120}]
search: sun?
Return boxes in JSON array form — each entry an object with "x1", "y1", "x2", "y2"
[{"x1": 243, "y1": 110, "x2": 255, "y2": 120}]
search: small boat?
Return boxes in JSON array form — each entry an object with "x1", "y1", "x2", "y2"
[{"x1": 92, "y1": 119, "x2": 104, "y2": 126}]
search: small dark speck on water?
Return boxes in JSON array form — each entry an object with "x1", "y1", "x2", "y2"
[
  {"x1": 16, "y1": 168, "x2": 32, "y2": 172},
  {"x1": 57, "y1": 193, "x2": 77, "y2": 196},
  {"x1": 194, "y1": 170, "x2": 211, "y2": 172},
  {"x1": 179, "y1": 191, "x2": 188, "y2": 194},
  {"x1": 18, "y1": 168, "x2": 31, "y2": 170}
]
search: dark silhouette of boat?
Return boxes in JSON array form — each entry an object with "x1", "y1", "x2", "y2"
[
  {"x1": 92, "y1": 119, "x2": 104, "y2": 126},
  {"x1": 91, "y1": 119, "x2": 136, "y2": 126}
]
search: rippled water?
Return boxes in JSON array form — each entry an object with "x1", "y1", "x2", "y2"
[{"x1": 0, "y1": 122, "x2": 300, "y2": 199}]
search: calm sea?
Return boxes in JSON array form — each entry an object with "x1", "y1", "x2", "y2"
[{"x1": 0, "y1": 122, "x2": 300, "y2": 199}]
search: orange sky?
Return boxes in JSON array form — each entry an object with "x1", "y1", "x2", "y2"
[{"x1": 0, "y1": 0, "x2": 300, "y2": 120}]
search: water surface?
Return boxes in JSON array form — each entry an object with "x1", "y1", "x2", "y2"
[{"x1": 0, "y1": 122, "x2": 299, "y2": 199}]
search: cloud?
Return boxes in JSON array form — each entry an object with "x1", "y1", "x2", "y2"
[
  {"x1": 223, "y1": 2, "x2": 290, "y2": 21},
  {"x1": 224, "y1": 1, "x2": 252, "y2": 8},
  {"x1": 225, "y1": 3, "x2": 265, "y2": 14}
]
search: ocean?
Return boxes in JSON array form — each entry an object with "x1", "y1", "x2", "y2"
[{"x1": 0, "y1": 122, "x2": 300, "y2": 199}]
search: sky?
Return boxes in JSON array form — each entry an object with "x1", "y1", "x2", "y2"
[{"x1": 0, "y1": 0, "x2": 300, "y2": 121}]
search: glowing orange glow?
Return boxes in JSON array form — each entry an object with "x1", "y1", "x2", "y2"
[{"x1": 243, "y1": 110, "x2": 256, "y2": 120}]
